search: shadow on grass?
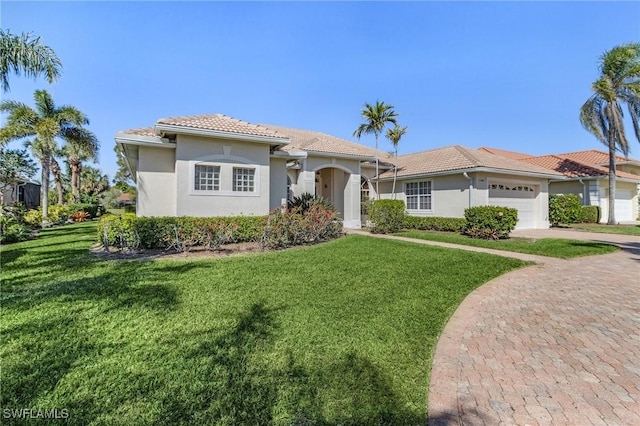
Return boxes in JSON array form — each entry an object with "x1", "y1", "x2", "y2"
[{"x1": 156, "y1": 302, "x2": 425, "y2": 425}]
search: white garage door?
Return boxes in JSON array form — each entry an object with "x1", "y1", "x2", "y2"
[
  {"x1": 489, "y1": 183, "x2": 537, "y2": 229},
  {"x1": 615, "y1": 190, "x2": 633, "y2": 222}
]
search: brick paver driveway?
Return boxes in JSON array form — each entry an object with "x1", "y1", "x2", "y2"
[{"x1": 428, "y1": 229, "x2": 640, "y2": 425}]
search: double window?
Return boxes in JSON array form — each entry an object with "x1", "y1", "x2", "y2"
[
  {"x1": 193, "y1": 162, "x2": 257, "y2": 194},
  {"x1": 406, "y1": 181, "x2": 432, "y2": 210}
]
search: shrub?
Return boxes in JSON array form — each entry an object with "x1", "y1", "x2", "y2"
[
  {"x1": 97, "y1": 213, "x2": 139, "y2": 251},
  {"x1": 403, "y1": 215, "x2": 466, "y2": 232},
  {"x1": 580, "y1": 205, "x2": 601, "y2": 224},
  {"x1": 0, "y1": 219, "x2": 31, "y2": 244},
  {"x1": 124, "y1": 205, "x2": 136, "y2": 214},
  {"x1": 71, "y1": 211, "x2": 90, "y2": 222},
  {"x1": 288, "y1": 193, "x2": 334, "y2": 214},
  {"x1": 68, "y1": 203, "x2": 103, "y2": 218},
  {"x1": 549, "y1": 194, "x2": 582, "y2": 226},
  {"x1": 47, "y1": 205, "x2": 71, "y2": 224},
  {"x1": 368, "y1": 200, "x2": 405, "y2": 234},
  {"x1": 23, "y1": 209, "x2": 43, "y2": 227},
  {"x1": 463, "y1": 206, "x2": 518, "y2": 240},
  {"x1": 261, "y1": 202, "x2": 342, "y2": 249}
]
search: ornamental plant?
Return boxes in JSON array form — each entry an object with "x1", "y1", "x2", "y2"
[
  {"x1": 368, "y1": 199, "x2": 405, "y2": 234},
  {"x1": 463, "y1": 206, "x2": 518, "y2": 240}
]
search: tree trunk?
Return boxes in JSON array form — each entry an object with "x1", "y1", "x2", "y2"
[
  {"x1": 51, "y1": 159, "x2": 63, "y2": 205},
  {"x1": 41, "y1": 155, "x2": 50, "y2": 222},
  {"x1": 391, "y1": 147, "x2": 398, "y2": 199},
  {"x1": 375, "y1": 134, "x2": 379, "y2": 200},
  {"x1": 607, "y1": 121, "x2": 617, "y2": 225},
  {"x1": 70, "y1": 158, "x2": 80, "y2": 202}
]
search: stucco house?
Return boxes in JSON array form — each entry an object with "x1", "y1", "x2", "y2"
[
  {"x1": 115, "y1": 114, "x2": 567, "y2": 230},
  {"x1": 481, "y1": 147, "x2": 640, "y2": 222}
]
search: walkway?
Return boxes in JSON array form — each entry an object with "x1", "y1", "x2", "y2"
[{"x1": 350, "y1": 228, "x2": 640, "y2": 425}]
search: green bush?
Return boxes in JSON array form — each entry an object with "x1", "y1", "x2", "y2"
[
  {"x1": 0, "y1": 219, "x2": 31, "y2": 243},
  {"x1": 403, "y1": 215, "x2": 466, "y2": 232},
  {"x1": 124, "y1": 205, "x2": 136, "y2": 214},
  {"x1": 261, "y1": 202, "x2": 343, "y2": 249},
  {"x1": 68, "y1": 203, "x2": 103, "y2": 218},
  {"x1": 47, "y1": 205, "x2": 72, "y2": 224},
  {"x1": 23, "y1": 209, "x2": 43, "y2": 227},
  {"x1": 288, "y1": 193, "x2": 334, "y2": 214},
  {"x1": 97, "y1": 213, "x2": 138, "y2": 250},
  {"x1": 580, "y1": 205, "x2": 601, "y2": 224},
  {"x1": 463, "y1": 206, "x2": 518, "y2": 240},
  {"x1": 549, "y1": 194, "x2": 582, "y2": 226},
  {"x1": 369, "y1": 199, "x2": 406, "y2": 234}
]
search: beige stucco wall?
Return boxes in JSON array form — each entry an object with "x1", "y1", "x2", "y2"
[
  {"x1": 597, "y1": 179, "x2": 639, "y2": 222},
  {"x1": 174, "y1": 135, "x2": 271, "y2": 217},
  {"x1": 549, "y1": 181, "x2": 586, "y2": 199},
  {"x1": 137, "y1": 146, "x2": 176, "y2": 216},
  {"x1": 269, "y1": 158, "x2": 287, "y2": 211}
]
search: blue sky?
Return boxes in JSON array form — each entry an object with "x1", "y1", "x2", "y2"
[{"x1": 2, "y1": 1, "x2": 640, "y2": 181}]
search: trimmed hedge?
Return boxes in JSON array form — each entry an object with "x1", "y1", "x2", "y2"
[
  {"x1": 403, "y1": 215, "x2": 466, "y2": 232},
  {"x1": 580, "y1": 205, "x2": 601, "y2": 224},
  {"x1": 369, "y1": 199, "x2": 406, "y2": 234},
  {"x1": 549, "y1": 194, "x2": 582, "y2": 226},
  {"x1": 97, "y1": 214, "x2": 268, "y2": 252},
  {"x1": 463, "y1": 206, "x2": 518, "y2": 239}
]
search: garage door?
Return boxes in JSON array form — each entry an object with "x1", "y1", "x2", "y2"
[
  {"x1": 489, "y1": 183, "x2": 537, "y2": 229},
  {"x1": 615, "y1": 190, "x2": 633, "y2": 222}
]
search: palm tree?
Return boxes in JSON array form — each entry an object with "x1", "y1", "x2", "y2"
[
  {"x1": 0, "y1": 90, "x2": 97, "y2": 221},
  {"x1": 580, "y1": 43, "x2": 640, "y2": 225},
  {"x1": 0, "y1": 29, "x2": 62, "y2": 92},
  {"x1": 50, "y1": 156, "x2": 64, "y2": 205},
  {"x1": 64, "y1": 128, "x2": 99, "y2": 202},
  {"x1": 353, "y1": 101, "x2": 398, "y2": 199},
  {"x1": 386, "y1": 124, "x2": 407, "y2": 198}
]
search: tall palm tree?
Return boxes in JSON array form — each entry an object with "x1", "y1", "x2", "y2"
[
  {"x1": 580, "y1": 43, "x2": 640, "y2": 225},
  {"x1": 386, "y1": 124, "x2": 408, "y2": 198},
  {"x1": 64, "y1": 128, "x2": 99, "y2": 202},
  {"x1": 0, "y1": 29, "x2": 62, "y2": 92},
  {"x1": 0, "y1": 89, "x2": 97, "y2": 221},
  {"x1": 353, "y1": 101, "x2": 398, "y2": 199}
]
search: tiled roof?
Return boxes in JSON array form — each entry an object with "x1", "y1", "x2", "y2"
[
  {"x1": 119, "y1": 127, "x2": 156, "y2": 137},
  {"x1": 379, "y1": 145, "x2": 562, "y2": 179},
  {"x1": 261, "y1": 124, "x2": 383, "y2": 158},
  {"x1": 478, "y1": 147, "x2": 533, "y2": 160},
  {"x1": 557, "y1": 149, "x2": 630, "y2": 166},
  {"x1": 157, "y1": 114, "x2": 283, "y2": 138},
  {"x1": 520, "y1": 153, "x2": 640, "y2": 180}
]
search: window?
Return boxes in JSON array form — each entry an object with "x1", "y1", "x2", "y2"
[
  {"x1": 406, "y1": 181, "x2": 432, "y2": 210},
  {"x1": 194, "y1": 165, "x2": 220, "y2": 191},
  {"x1": 233, "y1": 167, "x2": 255, "y2": 192}
]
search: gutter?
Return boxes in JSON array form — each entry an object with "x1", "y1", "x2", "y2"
[
  {"x1": 155, "y1": 123, "x2": 290, "y2": 146},
  {"x1": 463, "y1": 172, "x2": 473, "y2": 208}
]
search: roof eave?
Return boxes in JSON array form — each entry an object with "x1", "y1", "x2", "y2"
[
  {"x1": 304, "y1": 149, "x2": 376, "y2": 162},
  {"x1": 379, "y1": 166, "x2": 563, "y2": 181},
  {"x1": 155, "y1": 123, "x2": 290, "y2": 146}
]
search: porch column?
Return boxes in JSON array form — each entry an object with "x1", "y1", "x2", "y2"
[{"x1": 342, "y1": 173, "x2": 361, "y2": 229}]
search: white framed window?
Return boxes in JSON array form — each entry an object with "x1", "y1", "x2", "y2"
[
  {"x1": 406, "y1": 181, "x2": 432, "y2": 210},
  {"x1": 194, "y1": 164, "x2": 220, "y2": 191},
  {"x1": 233, "y1": 167, "x2": 255, "y2": 192}
]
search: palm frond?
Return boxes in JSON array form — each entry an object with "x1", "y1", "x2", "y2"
[{"x1": 579, "y1": 96, "x2": 607, "y2": 144}]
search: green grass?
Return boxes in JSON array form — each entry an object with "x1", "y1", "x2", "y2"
[
  {"x1": 567, "y1": 223, "x2": 640, "y2": 236},
  {"x1": 395, "y1": 230, "x2": 618, "y2": 259},
  {"x1": 1, "y1": 223, "x2": 528, "y2": 425}
]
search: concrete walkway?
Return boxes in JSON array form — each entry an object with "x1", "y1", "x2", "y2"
[{"x1": 349, "y1": 228, "x2": 640, "y2": 425}]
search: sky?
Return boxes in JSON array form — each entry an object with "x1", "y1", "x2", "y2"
[{"x1": 2, "y1": 1, "x2": 640, "y2": 182}]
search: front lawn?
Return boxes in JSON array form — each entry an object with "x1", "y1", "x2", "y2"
[
  {"x1": 567, "y1": 223, "x2": 640, "y2": 236},
  {"x1": 395, "y1": 230, "x2": 618, "y2": 259},
  {"x1": 1, "y1": 222, "x2": 527, "y2": 425}
]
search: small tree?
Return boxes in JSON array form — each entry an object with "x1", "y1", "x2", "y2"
[{"x1": 385, "y1": 124, "x2": 407, "y2": 198}]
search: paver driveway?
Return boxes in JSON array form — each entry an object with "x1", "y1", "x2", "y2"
[{"x1": 428, "y1": 229, "x2": 640, "y2": 425}]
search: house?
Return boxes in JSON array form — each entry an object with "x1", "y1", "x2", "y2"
[
  {"x1": 115, "y1": 114, "x2": 564, "y2": 230},
  {"x1": 1, "y1": 178, "x2": 40, "y2": 209},
  {"x1": 481, "y1": 147, "x2": 640, "y2": 222}
]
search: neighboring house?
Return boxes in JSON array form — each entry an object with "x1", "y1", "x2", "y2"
[
  {"x1": 1, "y1": 179, "x2": 40, "y2": 209},
  {"x1": 115, "y1": 114, "x2": 563, "y2": 230},
  {"x1": 481, "y1": 147, "x2": 640, "y2": 222},
  {"x1": 117, "y1": 193, "x2": 135, "y2": 207}
]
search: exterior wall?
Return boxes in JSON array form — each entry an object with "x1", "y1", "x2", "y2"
[
  {"x1": 549, "y1": 181, "x2": 586, "y2": 200},
  {"x1": 379, "y1": 171, "x2": 551, "y2": 228},
  {"x1": 137, "y1": 146, "x2": 176, "y2": 216},
  {"x1": 269, "y1": 158, "x2": 288, "y2": 211},
  {"x1": 174, "y1": 135, "x2": 270, "y2": 217},
  {"x1": 597, "y1": 179, "x2": 639, "y2": 223}
]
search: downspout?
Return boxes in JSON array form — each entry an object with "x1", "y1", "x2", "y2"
[
  {"x1": 463, "y1": 172, "x2": 473, "y2": 208},
  {"x1": 578, "y1": 178, "x2": 586, "y2": 205}
]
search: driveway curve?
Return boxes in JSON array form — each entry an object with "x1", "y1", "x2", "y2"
[{"x1": 428, "y1": 229, "x2": 640, "y2": 425}]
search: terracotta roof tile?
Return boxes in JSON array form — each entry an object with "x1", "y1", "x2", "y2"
[
  {"x1": 261, "y1": 124, "x2": 383, "y2": 158},
  {"x1": 157, "y1": 114, "x2": 283, "y2": 138},
  {"x1": 119, "y1": 127, "x2": 156, "y2": 137},
  {"x1": 520, "y1": 153, "x2": 640, "y2": 180},
  {"x1": 379, "y1": 146, "x2": 562, "y2": 178},
  {"x1": 478, "y1": 147, "x2": 533, "y2": 160}
]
